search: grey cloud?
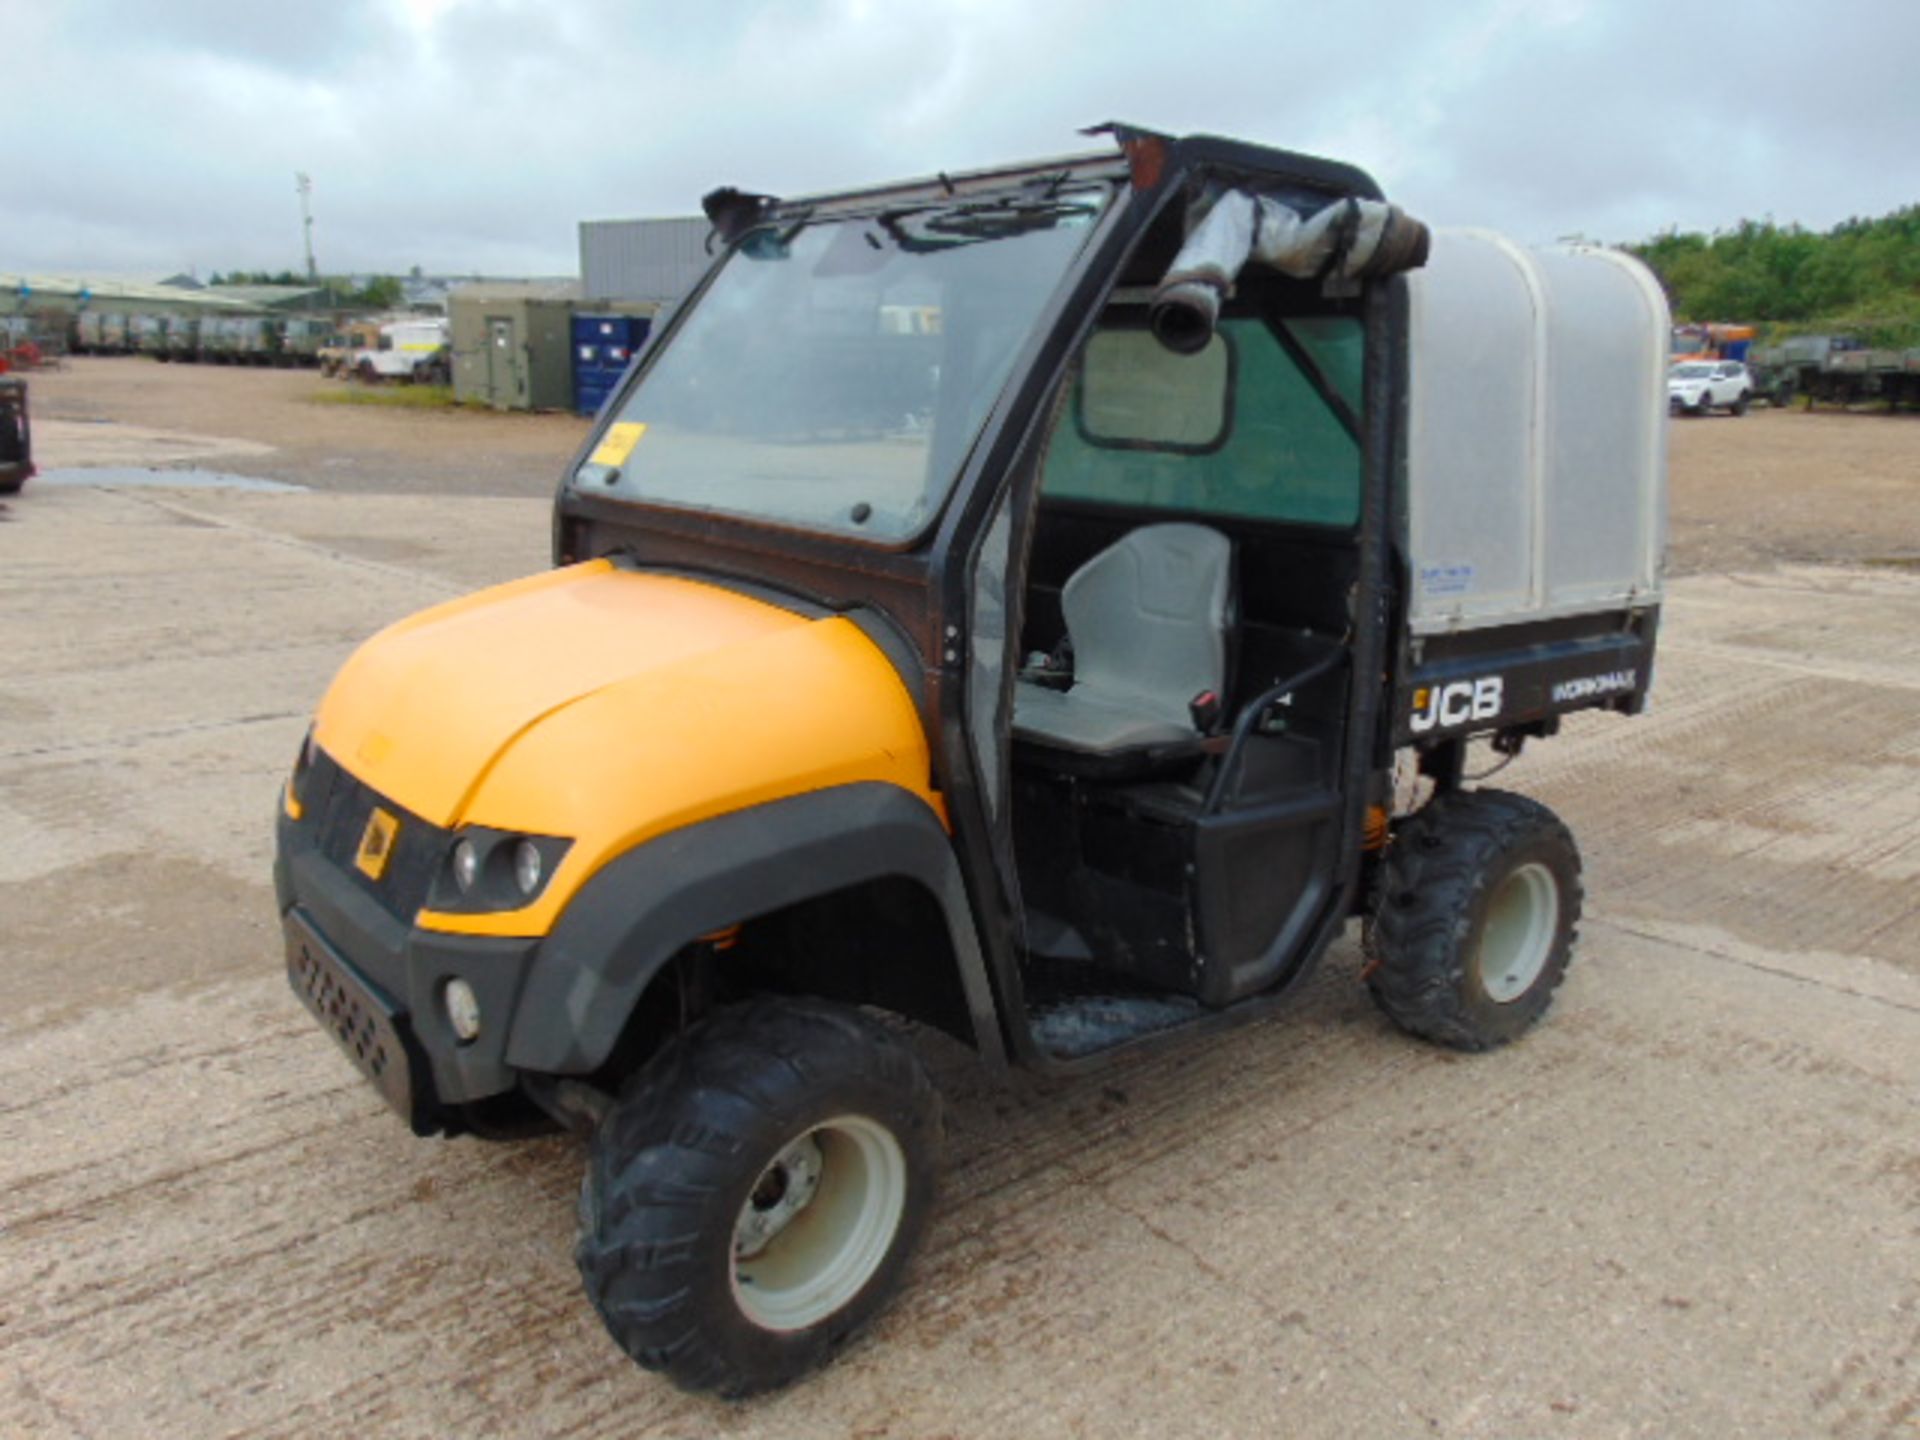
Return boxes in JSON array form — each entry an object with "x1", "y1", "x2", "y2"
[{"x1": 5, "y1": 0, "x2": 1916, "y2": 278}]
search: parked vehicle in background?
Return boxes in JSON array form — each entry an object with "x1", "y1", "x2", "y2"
[
  {"x1": 1671, "y1": 322, "x2": 1753, "y2": 363},
  {"x1": 1669, "y1": 360, "x2": 1751, "y2": 415},
  {"x1": 200, "y1": 315, "x2": 243, "y2": 363},
  {"x1": 0, "y1": 377, "x2": 32, "y2": 495},
  {"x1": 164, "y1": 314, "x2": 202, "y2": 362},
  {"x1": 351, "y1": 316, "x2": 450, "y2": 384},
  {"x1": 236, "y1": 315, "x2": 285, "y2": 366},
  {"x1": 275, "y1": 127, "x2": 1668, "y2": 1398},
  {"x1": 134, "y1": 314, "x2": 170, "y2": 359},
  {"x1": 319, "y1": 317, "x2": 384, "y2": 376},
  {"x1": 280, "y1": 317, "x2": 333, "y2": 367},
  {"x1": 97, "y1": 312, "x2": 133, "y2": 354},
  {"x1": 1749, "y1": 334, "x2": 1920, "y2": 412}
]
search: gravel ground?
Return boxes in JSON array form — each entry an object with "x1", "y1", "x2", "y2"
[
  {"x1": 25, "y1": 356, "x2": 1920, "y2": 567},
  {"x1": 2, "y1": 359, "x2": 1917, "y2": 1438},
  {"x1": 25, "y1": 355, "x2": 591, "y2": 495}
]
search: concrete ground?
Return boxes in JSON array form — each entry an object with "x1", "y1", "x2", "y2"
[{"x1": 2, "y1": 363, "x2": 1917, "y2": 1438}]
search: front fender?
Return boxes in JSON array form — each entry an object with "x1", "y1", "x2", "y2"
[{"x1": 503, "y1": 782, "x2": 1003, "y2": 1074}]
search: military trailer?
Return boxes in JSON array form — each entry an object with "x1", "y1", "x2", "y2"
[
  {"x1": 163, "y1": 314, "x2": 202, "y2": 362},
  {"x1": 279, "y1": 316, "x2": 332, "y2": 367},
  {"x1": 276, "y1": 127, "x2": 1667, "y2": 1398},
  {"x1": 236, "y1": 315, "x2": 285, "y2": 365},
  {"x1": 97, "y1": 312, "x2": 133, "y2": 353},
  {"x1": 71, "y1": 312, "x2": 104, "y2": 354},
  {"x1": 132, "y1": 313, "x2": 169, "y2": 358},
  {"x1": 199, "y1": 315, "x2": 242, "y2": 363}
]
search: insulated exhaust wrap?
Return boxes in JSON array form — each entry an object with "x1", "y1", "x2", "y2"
[{"x1": 1150, "y1": 190, "x2": 1430, "y2": 353}]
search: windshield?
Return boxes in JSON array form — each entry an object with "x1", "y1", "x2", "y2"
[
  {"x1": 574, "y1": 187, "x2": 1109, "y2": 540},
  {"x1": 1671, "y1": 363, "x2": 1713, "y2": 379}
]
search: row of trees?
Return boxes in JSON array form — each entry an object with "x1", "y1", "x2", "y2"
[{"x1": 1628, "y1": 205, "x2": 1920, "y2": 347}]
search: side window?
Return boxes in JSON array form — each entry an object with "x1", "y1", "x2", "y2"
[{"x1": 1042, "y1": 313, "x2": 1362, "y2": 527}]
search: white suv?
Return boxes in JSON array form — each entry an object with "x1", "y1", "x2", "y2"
[{"x1": 1669, "y1": 360, "x2": 1752, "y2": 416}]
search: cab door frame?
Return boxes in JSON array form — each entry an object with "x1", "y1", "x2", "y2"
[{"x1": 931, "y1": 141, "x2": 1408, "y2": 1070}]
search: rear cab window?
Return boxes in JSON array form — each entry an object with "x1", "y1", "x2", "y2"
[{"x1": 1042, "y1": 311, "x2": 1363, "y2": 528}]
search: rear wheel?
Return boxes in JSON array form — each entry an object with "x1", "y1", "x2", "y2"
[
  {"x1": 1731, "y1": 390, "x2": 1749, "y2": 416},
  {"x1": 1365, "y1": 789, "x2": 1582, "y2": 1051},
  {"x1": 576, "y1": 997, "x2": 940, "y2": 1397}
]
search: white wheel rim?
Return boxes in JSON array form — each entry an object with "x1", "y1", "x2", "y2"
[
  {"x1": 1476, "y1": 862, "x2": 1559, "y2": 1003},
  {"x1": 730, "y1": 1114, "x2": 907, "y2": 1333}
]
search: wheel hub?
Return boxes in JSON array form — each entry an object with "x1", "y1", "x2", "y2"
[
  {"x1": 729, "y1": 1115, "x2": 910, "y2": 1333},
  {"x1": 733, "y1": 1134, "x2": 824, "y2": 1259},
  {"x1": 1476, "y1": 861, "x2": 1560, "y2": 1003}
]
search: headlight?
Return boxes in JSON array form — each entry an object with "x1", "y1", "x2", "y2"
[
  {"x1": 434, "y1": 830, "x2": 570, "y2": 912},
  {"x1": 513, "y1": 839, "x2": 543, "y2": 896},
  {"x1": 452, "y1": 839, "x2": 480, "y2": 891}
]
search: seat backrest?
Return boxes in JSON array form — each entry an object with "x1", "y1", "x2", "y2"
[{"x1": 1063, "y1": 523, "x2": 1231, "y2": 726}]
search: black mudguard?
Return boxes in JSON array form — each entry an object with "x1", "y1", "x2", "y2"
[{"x1": 504, "y1": 782, "x2": 1004, "y2": 1074}]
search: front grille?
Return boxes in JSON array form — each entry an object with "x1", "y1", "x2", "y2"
[
  {"x1": 285, "y1": 910, "x2": 419, "y2": 1124},
  {"x1": 302, "y1": 749, "x2": 449, "y2": 923},
  {"x1": 291, "y1": 941, "x2": 398, "y2": 1083}
]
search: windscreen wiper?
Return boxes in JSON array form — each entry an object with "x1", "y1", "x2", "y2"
[{"x1": 878, "y1": 195, "x2": 1093, "y2": 253}]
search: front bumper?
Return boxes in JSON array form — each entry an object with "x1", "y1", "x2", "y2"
[{"x1": 276, "y1": 760, "x2": 539, "y2": 1135}]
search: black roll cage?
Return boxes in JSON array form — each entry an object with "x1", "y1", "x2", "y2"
[{"x1": 550, "y1": 131, "x2": 1402, "y2": 1073}]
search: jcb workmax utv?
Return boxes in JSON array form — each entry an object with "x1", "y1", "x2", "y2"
[{"x1": 277, "y1": 126, "x2": 1668, "y2": 1396}]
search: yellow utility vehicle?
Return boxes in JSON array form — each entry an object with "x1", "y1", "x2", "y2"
[{"x1": 278, "y1": 126, "x2": 1668, "y2": 1395}]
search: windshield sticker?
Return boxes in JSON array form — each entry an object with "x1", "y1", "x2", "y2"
[{"x1": 589, "y1": 422, "x2": 647, "y2": 469}]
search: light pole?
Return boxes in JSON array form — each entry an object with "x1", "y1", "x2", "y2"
[{"x1": 296, "y1": 172, "x2": 318, "y2": 283}]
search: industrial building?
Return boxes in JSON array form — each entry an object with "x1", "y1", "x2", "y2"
[
  {"x1": 578, "y1": 216, "x2": 708, "y2": 307},
  {"x1": 6, "y1": 212, "x2": 715, "y2": 402},
  {"x1": 2, "y1": 274, "x2": 270, "y2": 320}
]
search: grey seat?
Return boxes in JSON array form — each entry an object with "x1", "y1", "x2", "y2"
[{"x1": 1013, "y1": 523, "x2": 1231, "y2": 755}]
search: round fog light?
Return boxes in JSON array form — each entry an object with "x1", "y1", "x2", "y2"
[
  {"x1": 513, "y1": 839, "x2": 543, "y2": 896},
  {"x1": 451, "y1": 839, "x2": 480, "y2": 892},
  {"x1": 444, "y1": 978, "x2": 482, "y2": 1043}
]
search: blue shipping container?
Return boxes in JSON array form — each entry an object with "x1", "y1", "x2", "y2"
[{"x1": 573, "y1": 313, "x2": 651, "y2": 416}]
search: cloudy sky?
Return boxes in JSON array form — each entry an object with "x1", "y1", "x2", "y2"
[{"x1": 9, "y1": 0, "x2": 1918, "y2": 279}]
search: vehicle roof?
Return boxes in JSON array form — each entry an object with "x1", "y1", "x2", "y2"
[{"x1": 759, "y1": 127, "x2": 1384, "y2": 222}]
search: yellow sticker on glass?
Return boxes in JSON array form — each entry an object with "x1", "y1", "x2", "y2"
[{"x1": 589, "y1": 421, "x2": 647, "y2": 469}]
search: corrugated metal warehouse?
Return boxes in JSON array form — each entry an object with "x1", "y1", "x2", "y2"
[
  {"x1": 578, "y1": 216, "x2": 709, "y2": 306},
  {"x1": 1, "y1": 274, "x2": 278, "y2": 319}
]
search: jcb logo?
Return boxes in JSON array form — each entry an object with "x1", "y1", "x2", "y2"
[{"x1": 1410, "y1": 677, "x2": 1503, "y2": 733}]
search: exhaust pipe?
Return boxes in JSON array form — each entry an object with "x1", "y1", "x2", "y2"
[{"x1": 1151, "y1": 190, "x2": 1431, "y2": 354}]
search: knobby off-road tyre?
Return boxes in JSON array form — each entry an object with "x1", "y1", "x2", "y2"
[
  {"x1": 575, "y1": 997, "x2": 941, "y2": 1398},
  {"x1": 1365, "y1": 789, "x2": 1583, "y2": 1051}
]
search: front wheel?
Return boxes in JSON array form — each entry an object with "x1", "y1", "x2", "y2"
[
  {"x1": 1365, "y1": 788, "x2": 1583, "y2": 1051},
  {"x1": 576, "y1": 997, "x2": 940, "y2": 1397}
]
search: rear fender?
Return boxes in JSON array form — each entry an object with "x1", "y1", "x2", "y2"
[{"x1": 504, "y1": 782, "x2": 1004, "y2": 1073}]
